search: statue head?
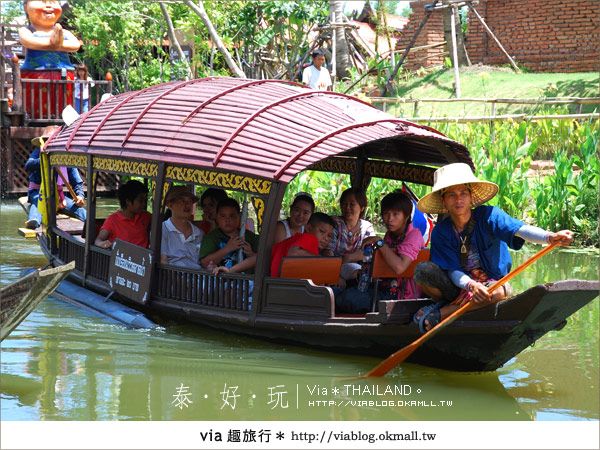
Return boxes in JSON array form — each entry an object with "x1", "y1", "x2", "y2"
[{"x1": 24, "y1": 0, "x2": 62, "y2": 31}]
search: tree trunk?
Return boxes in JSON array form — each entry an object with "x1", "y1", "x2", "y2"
[
  {"x1": 184, "y1": 0, "x2": 246, "y2": 78},
  {"x1": 330, "y1": 0, "x2": 351, "y2": 79},
  {"x1": 160, "y1": 2, "x2": 193, "y2": 80},
  {"x1": 443, "y1": 5, "x2": 469, "y2": 66}
]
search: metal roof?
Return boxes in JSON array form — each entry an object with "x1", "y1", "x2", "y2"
[{"x1": 46, "y1": 77, "x2": 471, "y2": 183}]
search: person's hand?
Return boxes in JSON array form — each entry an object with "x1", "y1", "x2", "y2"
[
  {"x1": 99, "y1": 240, "x2": 112, "y2": 249},
  {"x1": 240, "y1": 241, "x2": 254, "y2": 257},
  {"x1": 205, "y1": 260, "x2": 217, "y2": 272},
  {"x1": 469, "y1": 281, "x2": 492, "y2": 304},
  {"x1": 213, "y1": 266, "x2": 229, "y2": 275},
  {"x1": 549, "y1": 230, "x2": 574, "y2": 246},
  {"x1": 75, "y1": 195, "x2": 85, "y2": 207},
  {"x1": 336, "y1": 277, "x2": 347, "y2": 289},
  {"x1": 361, "y1": 236, "x2": 379, "y2": 248},
  {"x1": 224, "y1": 236, "x2": 242, "y2": 252}
]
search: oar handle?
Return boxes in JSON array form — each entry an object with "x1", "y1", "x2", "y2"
[
  {"x1": 55, "y1": 167, "x2": 80, "y2": 202},
  {"x1": 365, "y1": 242, "x2": 559, "y2": 377}
]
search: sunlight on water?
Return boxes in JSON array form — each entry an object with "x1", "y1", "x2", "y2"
[{"x1": 1, "y1": 201, "x2": 598, "y2": 421}]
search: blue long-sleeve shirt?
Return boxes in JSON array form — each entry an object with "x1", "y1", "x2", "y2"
[{"x1": 26, "y1": 147, "x2": 85, "y2": 198}]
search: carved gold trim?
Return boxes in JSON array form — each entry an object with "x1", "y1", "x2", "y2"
[
  {"x1": 166, "y1": 166, "x2": 271, "y2": 195},
  {"x1": 94, "y1": 157, "x2": 158, "y2": 177},
  {"x1": 49, "y1": 153, "x2": 87, "y2": 168},
  {"x1": 251, "y1": 197, "x2": 265, "y2": 229}
]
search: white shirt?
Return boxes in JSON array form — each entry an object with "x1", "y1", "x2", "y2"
[
  {"x1": 302, "y1": 65, "x2": 332, "y2": 90},
  {"x1": 161, "y1": 218, "x2": 204, "y2": 269},
  {"x1": 74, "y1": 76, "x2": 95, "y2": 100}
]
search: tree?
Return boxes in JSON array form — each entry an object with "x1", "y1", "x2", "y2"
[
  {"x1": 330, "y1": 0, "x2": 351, "y2": 79},
  {"x1": 159, "y1": 2, "x2": 193, "y2": 80}
]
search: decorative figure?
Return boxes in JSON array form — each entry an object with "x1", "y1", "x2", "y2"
[{"x1": 18, "y1": 0, "x2": 81, "y2": 119}]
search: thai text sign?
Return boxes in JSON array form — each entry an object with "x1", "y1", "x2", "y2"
[{"x1": 108, "y1": 239, "x2": 152, "y2": 304}]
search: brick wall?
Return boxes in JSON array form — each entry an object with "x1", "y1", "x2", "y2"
[
  {"x1": 397, "y1": 0, "x2": 600, "y2": 73},
  {"x1": 396, "y1": 1, "x2": 446, "y2": 71}
]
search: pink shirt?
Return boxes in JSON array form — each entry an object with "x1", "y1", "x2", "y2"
[{"x1": 382, "y1": 223, "x2": 423, "y2": 300}]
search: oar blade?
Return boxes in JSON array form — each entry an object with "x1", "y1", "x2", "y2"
[{"x1": 365, "y1": 343, "x2": 419, "y2": 377}]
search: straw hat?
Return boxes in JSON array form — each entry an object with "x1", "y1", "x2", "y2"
[
  {"x1": 165, "y1": 185, "x2": 199, "y2": 204},
  {"x1": 417, "y1": 163, "x2": 498, "y2": 214},
  {"x1": 31, "y1": 125, "x2": 61, "y2": 147}
]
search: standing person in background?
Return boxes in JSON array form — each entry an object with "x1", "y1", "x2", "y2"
[
  {"x1": 302, "y1": 49, "x2": 332, "y2": 91},
  {"x1": 74, "y1": 64, "x2": 94, "y2": 113}
]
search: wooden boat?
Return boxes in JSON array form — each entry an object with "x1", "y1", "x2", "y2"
[
  {"x1": 0, "y1": 261, "x2": 74, "y2": 341},
  {"x1": 36, "y1": 77, "x2": 598, "y2": 372}
]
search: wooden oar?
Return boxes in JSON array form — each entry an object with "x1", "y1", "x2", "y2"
[{"x1": 365, "y1": 242, "x2": 559, "y2": 377}]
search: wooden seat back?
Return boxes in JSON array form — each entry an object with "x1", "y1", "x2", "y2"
[
  {"x1": 279, "y1": 256, "x2": 342, "y2": 285},
  {"x1": 372, "y1": 248, "x2": 430, "y2": 279}
]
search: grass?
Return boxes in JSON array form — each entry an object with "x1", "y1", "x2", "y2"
[{"x1": 359, "y1": 67, "x2": 600, "y2": 117}]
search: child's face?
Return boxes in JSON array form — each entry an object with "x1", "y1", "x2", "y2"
[
  {"x1": 216, "y1": 206, "x2": 240, "y2": 234},
  {"x1": 26, "y1": 1, "x2": 62, "y2": 29},
  {"x1": 307, "y1": 222, "x2": 334, "y2": 250},
  {"x1": 382, "y1": 209, "x2": 408, "y2": 234},
  {"x1": 126, "y1": 193, "x2": 148, "y2": 215}
]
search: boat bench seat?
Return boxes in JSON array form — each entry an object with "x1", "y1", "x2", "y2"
[
  {"x1": 279, "y1": 256, "x2": 342, "y2": 286},
  {"x1": 371, "y1": 248, "x2": 431, "y2": 311}
]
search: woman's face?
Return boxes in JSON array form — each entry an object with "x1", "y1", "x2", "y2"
[
  {"x1": 340, "y1": 194, "x2": 363, "y2": 224},
  {"x1": 201, "y1": 197, "x2": 218, "y2": 222},
  {"x1": 26, "y1": 1, "x2": 62, "y2": 30},
  {"x1": 289, "y1": 200, "x2": 313, "y2": 229}
]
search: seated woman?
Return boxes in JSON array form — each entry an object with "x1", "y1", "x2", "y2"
[
  {"x1": 94, "y1": 180, "x2": 151, "y2": 249},
  {"x1": 160, "y1": 186, "x2": 204, "y2": 269},
  {"x1": 200, "y1": 198, "x2": 259, "y2": 273},
  {"x1": 328, "y1": 187, "x2": 375, "y2": 281},
  {"x1": 336, "y1": 192, "x2": 423, "y2": 314},
  {"x1": 197, "y1": 188, "x2": 228, "y2": 234},
  {"x1": 413, "y1": 163, "x2": 573, "y2": 333},
  {"x1": 274, "y1": 192, "x2": 315, "y2": 243}
]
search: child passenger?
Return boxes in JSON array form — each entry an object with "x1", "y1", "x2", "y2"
[
  {"x1": 270, "y1": 212, "x2": 335, "y2": 277},
  {"x1": 335, "y1": 191, "x2": 423, "y2": 314},
  {"x1": 94, "y1": 180, "x2": 151, "y2": 249},
  {"x1": 200, "y1": 198, "x2": 259, "y2": 273}
]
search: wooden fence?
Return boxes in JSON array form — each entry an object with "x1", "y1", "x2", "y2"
[{"x1": 370, "y1": 96, "x2": 600, "y2": 123}]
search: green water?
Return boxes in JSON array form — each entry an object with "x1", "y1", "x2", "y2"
[{"x1": 1, "y1": 201, "x2": 598, "y2": 421}]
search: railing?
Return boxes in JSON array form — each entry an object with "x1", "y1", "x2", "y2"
[
  {"x1": 369, "y1": 96, "x2": 600, "y2": 123},
  {"x1": 19, "y1": 78, "x2": 112, "y2": 123},
  {"x1": 89, "y1": 246, "x2": 111, "y2": 283},
  {"x1": 157, "y1": 265, "x2": 253, "y2": 312},
  {"x1": 55, "y1": 231, "x2": 85, "y2": 272}
]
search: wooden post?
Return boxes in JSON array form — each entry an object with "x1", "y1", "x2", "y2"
[
  {"x1": 490, "y1": 101, "x2": 496, "y2": 143},
  {"x1": 413, "y1": 100, "x2": 420, "y2": 117},
  {"x1": 450, "y1": 5, "x2": 461, "y2": 98},
  {"x1": 331, "y1": 10, "x2": 337, "y2": 88},
  {"x1": 470, "y1": 5, "x2": 520, "y2": 73}
]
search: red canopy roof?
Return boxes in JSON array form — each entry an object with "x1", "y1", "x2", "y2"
[{"x1": 46, "y1": 77, "x2": 470, "y2": 183}]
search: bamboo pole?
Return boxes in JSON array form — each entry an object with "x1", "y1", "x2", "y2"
[
  {"x1": 450, "y1": 5, "x2": 461, "y2": 98},
  {"x1": 408, "y1": 112, "x2": 600, "y2": 123},
  {"x1": 369, "y1": 97, "x2": 600, "y2": 105},
  {"x1": 470, "y1": 4, "x2": 521, "y2": 73}
]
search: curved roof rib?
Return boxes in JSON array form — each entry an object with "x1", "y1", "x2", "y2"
[{"x1": 46, "y1": 77, "x2": 471, "y2": 182}]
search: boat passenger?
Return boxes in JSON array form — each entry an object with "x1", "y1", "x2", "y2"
[
  {"x1": 335, "y1": 192, "x2": 423, "y2": 314},
  {"x1": 413, "y1": 163, "x2": 574, "y2": 333},
  {"x1": 25, "y1": 140, "x2": 86, "y2": 229},
  {"x1": 160, "y1": 186, "x2": 204, "y2": 269},
  {"x1": 197, "y1": 188, "x2": 228, "y2": 234},
  {"x1": 94, "y1": 180, "x2": 151, "y2": 249},
  {"x1": 328, "y1": 187, "x2": 376, "y2": 282},
  {"x1": 270, "y1": 212, "x2": 336, "y2": 277},
  {"x1": 199, "y1": 198, "x2": 259, "y2": 273},
  {"x1": 274, "y1": 192, "x2": 315, "y2": 243}
]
